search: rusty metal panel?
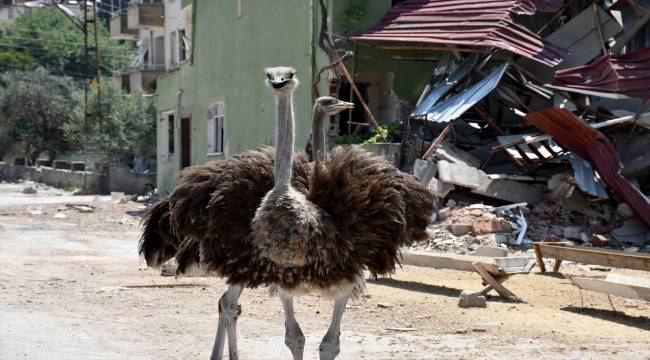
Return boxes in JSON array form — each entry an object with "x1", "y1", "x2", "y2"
[
  {"x1": 547, "y1": 46, "x2": 650, "y2": 99},
  {"x1": 349, "y1": 0, "x2": 569, "y2": 66},
  {"x1": 523, "y1": 108, "x2": 650, "y2": 228}
]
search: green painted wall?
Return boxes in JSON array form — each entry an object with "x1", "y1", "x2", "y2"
[
  {"x1": 156, "y1": 0, "x2": 444, "y2": 193},
  {"x1": 156, "y1": 0, "x2": 314, "y2": 194}
]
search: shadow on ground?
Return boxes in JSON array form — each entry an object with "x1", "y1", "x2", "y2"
[
  {"x1": 371, "y1": 277, "x2": 525, "y2": 303},
  {"x1": 562, "y1": 306, "x2": 650, "y2": 331}
]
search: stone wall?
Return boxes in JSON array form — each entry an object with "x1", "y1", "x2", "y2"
[
  {"x1": 0, "y1": 162, "x2": 155, "y2": 195},
  {"x1": 107, "y1": 163, "x2": 156, "y2": 195}
]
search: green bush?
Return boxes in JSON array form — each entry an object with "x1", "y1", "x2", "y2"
[{"x1": 329, "y1": 121, "x2": 404, "y2": 146}]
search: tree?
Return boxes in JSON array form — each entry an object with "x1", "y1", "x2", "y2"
[
  {"x1": 0, "y1": 68, "x2": 81, "y2": 165},
  {"x1": 0, "y1": 7, "x2": 135, "y2": 77},
  {"x1": 64, "y1": 76, "x2": 157, "y2": 163}
]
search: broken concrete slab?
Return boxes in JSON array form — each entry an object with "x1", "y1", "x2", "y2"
[
  {"x1": 475, "y1": 246, "x2": 508, "y2": 258},
  {"x1": 611, "y1": 218, "x2": 650, "y2": 245},
  {"x1": 471, "y1": 170, "x2": 546, "y2": 205},
  {"x1": 434, "y1": 141, "x2": 481, "y2": 168},
  {"x1": 617, "y1": 203, "x2": 635, "y2": 219},
  {"x1": 426, "y1": 176, "x2": 455, "y2": 197},
  {"x1": 437, "y1": 160, "x2": 480, "y2": 189},
  {"x1": 458, "y1": 290, "x2": 487, "y2": 308},
  {"x1": 414, "y1": 159, "x2": 438, "y2": 186},
  {"x1": 564, "y1": 227, "x2": 581, "y2": 240}
]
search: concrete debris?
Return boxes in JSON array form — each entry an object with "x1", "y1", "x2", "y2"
[
  {"x1": 53, "y1": 213, "x2": 66, "y2": 219},
  {"x1": 437, "y1": 207, "x2": 451, "y2": 221},
  {"x1": 475, "y1": 246, "x2": 508, "y2": 258},
  {"x1": 377, "y1": 302, "x2": 394, "y2": 308},
  {"x1": 26, "y1": 206, "x2": 45, "y2": 215},
  {"x1": 458, "y1": 290, "x2": 487, "y2": 308}
]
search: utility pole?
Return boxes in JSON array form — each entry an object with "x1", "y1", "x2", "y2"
[{"x1": 53, "y1": 0, "x2": 102, "y2": 191}]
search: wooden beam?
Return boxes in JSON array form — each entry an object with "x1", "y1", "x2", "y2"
[
  {"x1": 536, "y1": 244, "x2": 650, "y2": 272},
  {"x1": 472, "y1": 262, "x2": 517, "y2": 298},
  {"x1": 421, "y1": 119, "x2": 457, "y2": 160},
  {"x1": 325, "y1": 35, "x2": 387, "y2": 143}
]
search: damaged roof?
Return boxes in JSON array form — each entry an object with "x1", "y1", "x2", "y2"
[
  {"x1": 523, "y1": 107, "x2": 650, "y2": 228},
  {"x1": 547, "y1": 46, "x2": 650, "y2": 99},
  {"x1": 349, "y1": 0, "x2": 569, "y2": 66}
]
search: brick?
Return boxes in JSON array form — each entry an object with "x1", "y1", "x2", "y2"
[
  {"x1": 449, "y1": 223, "x2": 473, "y2": 236},
  {"x1": 472, "y1": 218, "x2": 504, "y2": 235},
  {"x1": 437, "y1": 207, "x2": 451, "y2": 221}
]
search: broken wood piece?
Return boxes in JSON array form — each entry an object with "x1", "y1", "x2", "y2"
[
  {"x1": 386, "y1": 328, "x2": 419, "y2": 331},
  {"x1": 422, "y1": 119, "x2": 458, "y2": 160},
  {"x1": 471, "y1": 262, "x2": 517, "y2": 298},
  {"x1": 533, "y1": 243, "x2": 650, "y2": 273},
  {"x1": 124, "y1": 283, "x2": 209, "y2": 288},
  {"x1": 325, "y1": 35, "x2": 386, "y2": 143}
]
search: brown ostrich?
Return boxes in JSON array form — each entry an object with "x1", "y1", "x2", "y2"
[{"x1": 139, "y1": 67, "x2": 435, "y2": 360}]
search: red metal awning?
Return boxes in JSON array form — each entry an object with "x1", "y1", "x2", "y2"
[
  {"x1": 349, "y1": 0, "x2": 569, "y2": 66},
  {"x1": 523, "y1": 107, "x2": 650, "y2": 228},
  {"x1": 547, "y1": 46, "x2": 650, "y2": 99}
]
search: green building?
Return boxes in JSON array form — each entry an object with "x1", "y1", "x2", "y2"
[{"x1": 112, "y1": 0, "x2": 438, "y2": 194}]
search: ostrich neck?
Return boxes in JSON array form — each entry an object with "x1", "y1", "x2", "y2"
[
  {"x1": 273, "y1": 91, "x2": 294, "y2": 195},
  {"x1": 311, "y1": 106, "x2": 326, "y2": 162}
]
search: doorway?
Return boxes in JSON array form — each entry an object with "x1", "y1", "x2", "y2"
[{"x1": 180, "y1": 116, "x2": 191, "y2": 169}]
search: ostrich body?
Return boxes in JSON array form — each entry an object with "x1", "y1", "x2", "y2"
[{"x1": 139, "y1": 68, "x2": 435, "y2": 359}]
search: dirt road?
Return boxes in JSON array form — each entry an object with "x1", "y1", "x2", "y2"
[{"x1": 0, "y1": 184, "x2": 648, "y2": 359}]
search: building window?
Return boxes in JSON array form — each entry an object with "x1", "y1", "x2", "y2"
[
  {"x1": 207, "y1": 103, "x2": 224, "y2": 154},
  {"x1": 170, "y1": 29, "x2": 189, "y2": 65},
  {"x1": 160, "y1": 112, "x2": 175, "y2": 163}
]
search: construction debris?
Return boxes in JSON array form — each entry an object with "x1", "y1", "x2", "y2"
[{"x1": 349, "y1": 1, "x2": 650, "y2": 252}]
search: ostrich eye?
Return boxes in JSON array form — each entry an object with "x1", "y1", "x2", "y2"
[
  {"x1": 288, "y1": 73, "x2": 294, "y2": 79},
  {"x1": 267, "y1": 74, "x2": 272, "y2": 80}
]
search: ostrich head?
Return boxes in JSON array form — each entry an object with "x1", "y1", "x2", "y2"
[
  {"x1": 313, "y1": 96, "x2": 354, "y2": 117},
  {"x1": 265, "y1": 66, "x2": 299, "y2": 93}
]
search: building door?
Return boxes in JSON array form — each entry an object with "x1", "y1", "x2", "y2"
[{"x1": 180, "y1": 116, "x2": 191, "y2": 169}]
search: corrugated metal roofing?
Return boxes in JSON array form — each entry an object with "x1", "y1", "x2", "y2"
[
  {"x1": 547, "y1": 46, "x2": 650, "y2": 99},
  {"x1": 423, "y1": 63, "x2": 508, "y2": 122},
  {"x1": 523, "y1": 107, "x2": 650, "y2": 228},
  {"x1": 349, "y1": 0, "x2": 569, "y2": 66}
]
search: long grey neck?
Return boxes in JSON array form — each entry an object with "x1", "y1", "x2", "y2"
[
  {"x1": 311, "y1": 105, "x2": 326, "y2": 162},
  {"x1": 273, "y1": 91, "x2": 294, "y2": 195}
]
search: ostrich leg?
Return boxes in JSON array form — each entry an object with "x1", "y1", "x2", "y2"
[
  {"x1": 279, "y1": 290, "x2": 306, "y2": 360},
  {"x1": 319, "y1": 293, "x2": 351, "y2": 360},
  {"x1": 210, "y1": 285, "x2": 243, "y2": 360}
]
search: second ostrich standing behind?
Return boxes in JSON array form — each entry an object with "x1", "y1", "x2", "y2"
[{"x1": 248, "y1": 67, "x2": 436, "y2": 360}]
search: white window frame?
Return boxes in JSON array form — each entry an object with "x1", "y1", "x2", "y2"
[
  {"x1": 159, "y1": 111, "x2": 174, "y2": 163},
  {"x1": 207, "y1": 103, "x2": 225, "y2": 155},
  {"x1": 170, "y1": 29, "x2": 190, "y2": 66}
]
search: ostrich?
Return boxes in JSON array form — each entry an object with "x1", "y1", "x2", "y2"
[
  {"x1": 244, "y1": 67, "x2": 435, "y2": 360},
  {"x1": 140, "y1": 68, "x2": 434, "y2": 359}
]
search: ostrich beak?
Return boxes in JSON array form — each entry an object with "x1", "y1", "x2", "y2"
[{"x1": 335, "y1": 101, "x2": 355, "y2": 110}]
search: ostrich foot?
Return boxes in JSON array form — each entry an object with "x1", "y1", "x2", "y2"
[
  {"x1": 279, "y1": 289, "x2": 305, "y2": 360},
  {"x1": 210, "y1": 285, "x2": 243, "y2": 360},
  {"x1": 318, "y1": 294, "x2": 350, "y2": 360}
]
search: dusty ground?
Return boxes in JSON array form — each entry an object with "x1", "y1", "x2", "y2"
[{"x1": 0, "y1": 183, "x2": 649, "y2": 360}]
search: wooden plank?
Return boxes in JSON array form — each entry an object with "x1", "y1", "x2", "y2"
[
  {"x1": 566, "y1": 274, "x2": 650, "y2": 301},
  {"x1": 400, "y1": 250, "x2": 501, "y2": 274},
  {"x1": 472, "y1": 262, "x2": 516, "y2": 298},
  {"x1": 536, "y1": 244, "x2": 650, "y2": 272},
  {"x1": 532, "y1": 243, "x2": 546, "y2": 272}
]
